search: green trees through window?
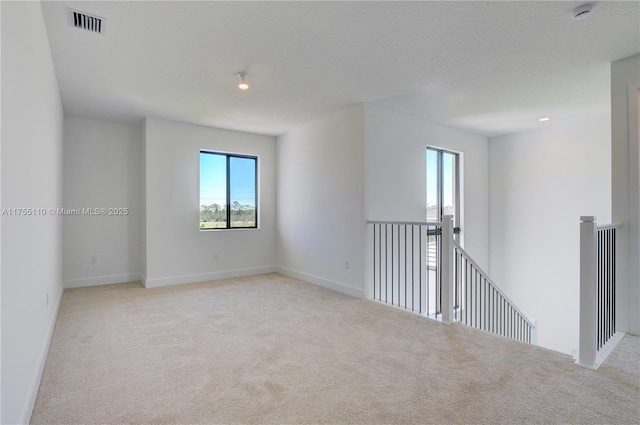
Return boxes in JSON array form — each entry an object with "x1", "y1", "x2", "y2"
[{"x1": 200, "y1": 151, "x2": 257, "y2": 229}]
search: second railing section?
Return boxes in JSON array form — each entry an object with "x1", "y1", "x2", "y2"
[
  {"x1": 578, "y1": 217, "x2": 621, "y2": 369},
  {"x1": 369, "y1": 221, "x2": 442, "y2": 317},
  {"x1": 453, "y1": 242, "x2": 536, "y2": 343}
]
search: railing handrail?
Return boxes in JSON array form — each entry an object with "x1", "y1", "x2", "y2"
[
  {"x1": 597, "y1": 223, "x2": 621, "y2": 231},
  {"x1": 453, "y1": 240, "x2": 536, "y2": 329},
  {"x1": 367, "y1": 220, "x2": 443, "y2": 226}
]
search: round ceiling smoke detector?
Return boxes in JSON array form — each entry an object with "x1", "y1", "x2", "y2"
[{"x1": 572, "y1": 3, "x2": 595, "y2": 20}]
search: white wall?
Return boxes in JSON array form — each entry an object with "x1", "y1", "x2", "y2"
[
  {"x1": 489, "y1": 116, "x2": 612, "y2": 354},
  {"x1": 144, "y1": 118, "x2": 277, "y2": 287},
  {"x1": 1, "y1": 1, "x2": 3, "y2": 418},
  {"x1": 63, "y1": 116, "x2": 143, "y2": 288},
  {"x1": 277, "y1": 105, "x2": 366, "y2": 297},
  {"x1": 364, "y1": 103, "x2": 490, "y2": 269},
  {"x1": 1, "y1": 2, "x2": 64, "y2": 423},
  {"x1": 611, "y1": 54, "x2": 640, "y2": 335}
]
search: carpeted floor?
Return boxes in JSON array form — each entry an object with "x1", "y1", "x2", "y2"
[{"x1": 32, "y1": 273, "x2": 639, "y2": 424}]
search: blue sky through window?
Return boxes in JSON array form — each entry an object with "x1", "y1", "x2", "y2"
[
  {"x1": 426, "y1": 148, "x2": 454, "y2": 215},
  {"x1": 230, "y1": 156, "x2": 256, "y2": 207},
  {"x1": 200, "y1": 153, "x2": 226, "y2": 207},
  {"x1": 200, "y1": 152, "x2": 256, "y2": 208},
  {"x1": 426, "y1": 149, "x2": 438, "y2": 210}
]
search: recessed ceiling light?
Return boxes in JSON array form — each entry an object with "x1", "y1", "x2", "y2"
[
  {"x1": 237, "y1": 72, "x2": 249, "y2": 90},
  {"x1": 538, "y1": 117, "x2": 551, "y2": 122}
]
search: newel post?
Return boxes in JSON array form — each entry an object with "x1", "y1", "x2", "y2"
[
  {"x1": 578, "y1": 216, "x2": 597, "y2": 369},
  {"x1": 441, "y1": 215, "x2": 454, "y2": 324},
  {"x1": 531, "y1": 320, "x2": 538, "y2": 345}
]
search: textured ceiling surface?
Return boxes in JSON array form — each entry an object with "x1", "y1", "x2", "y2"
[{"x1": 41, "y1": 1, "x2": 640, "y2": 137}]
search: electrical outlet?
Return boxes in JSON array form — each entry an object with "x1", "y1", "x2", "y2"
[
  {"x1": 344, "y1": 260, "x2": 350, "y2": 270},
  {"x1": 90, "y1": 256, "x2": 96, "y2": 264}
]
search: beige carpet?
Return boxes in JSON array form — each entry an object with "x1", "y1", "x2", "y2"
[{"x1": 32, "y1": 273, "x2": 639, "y2": 424}]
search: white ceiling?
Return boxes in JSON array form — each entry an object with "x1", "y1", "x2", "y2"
[{"x1": 41, "y1": 1, "x2": 639, "y2": 137}]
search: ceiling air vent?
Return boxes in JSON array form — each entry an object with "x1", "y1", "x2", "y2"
[
  {"x1": 572, "y1": 4, "x2": 595, "y2": 20},
  {"x1": 68, "y1": 8, "x2": 105, "y2": 35}
]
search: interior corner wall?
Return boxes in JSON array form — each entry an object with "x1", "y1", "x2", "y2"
[
  {"x1": 1, "y1": 2, "x2": 64, "y2": 423},
  {"x1": 141, "y1": 121, "x2": 147, "y2": 282},
  {"x1": 488, "y1": 116, "x2": 612, "y2": 355},
  {"x1": 364, "y1": 103, "x2": 490, "y2": 269},
  {"x1": 276, "y1": 105, "x2": 366, "y2": 297},
  {"x1": 144, "y1": 118, "x2": 277, "y2": 287},
  {"x1": 62, "y1": 116, "x2": 143, "y2": 288},
  {"x1": 611, "y1": 54, "x2": 640, "y2": 335}
]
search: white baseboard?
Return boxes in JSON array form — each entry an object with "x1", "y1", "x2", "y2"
[
  {"x1": 20, "y1": 284, "x2": 64, "y2": 425},
  {"x1": 64, "y1": 273, "x2": 144, "y2": 288},
  {"x1": 276, "y1": 266, "x2": 365, "y2": 299},
  {"x1": 144, "y1": 266, "x2": 277, "y2": 288},
  {"x1": 594, "y1": 332, "x2": 626, "y2": 369}
]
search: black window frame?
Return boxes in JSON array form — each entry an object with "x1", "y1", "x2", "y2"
[
  {"x1": 200, "y1": 150, "x2": 258, "y2": 231},
  {"x1": 426, "y1": 146, "x2": 461, "y2": 240}
]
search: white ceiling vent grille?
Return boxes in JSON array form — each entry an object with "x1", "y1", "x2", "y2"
[{"x1": 68, "y1": 8, "x2": 105, "y2": 35}]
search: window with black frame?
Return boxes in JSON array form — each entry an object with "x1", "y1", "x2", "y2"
[
  {"x1": 426, "y1": 146, "x2": 460, "y2": 239},
  {"x1": 199, "y1": 151, "x2": 257, "y2": 230}
]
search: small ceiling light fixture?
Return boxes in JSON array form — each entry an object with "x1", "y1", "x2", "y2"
[
  {"x1": 538, "y1": 117, "x2": 551, "y2": 122},
  {"x1": 237, "y1": 72, "x2": 249, "y2": 90},
  {"x1": 572, "y1": 3, "x2": 595, "y2": 20}
]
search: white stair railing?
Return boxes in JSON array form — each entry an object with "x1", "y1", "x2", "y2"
[
  {"x1": 440, "y1": 216, "x2": 537, "y2": 343},
  {"x1": 367, "y1": 216, "x2": 537, "y2": 344},
  {"x1": 578, "y1": 216, "x2": 621, "y2": 369},
  {"x1": 368, "y1": 220, "x2": 442, "y2": 315}
]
